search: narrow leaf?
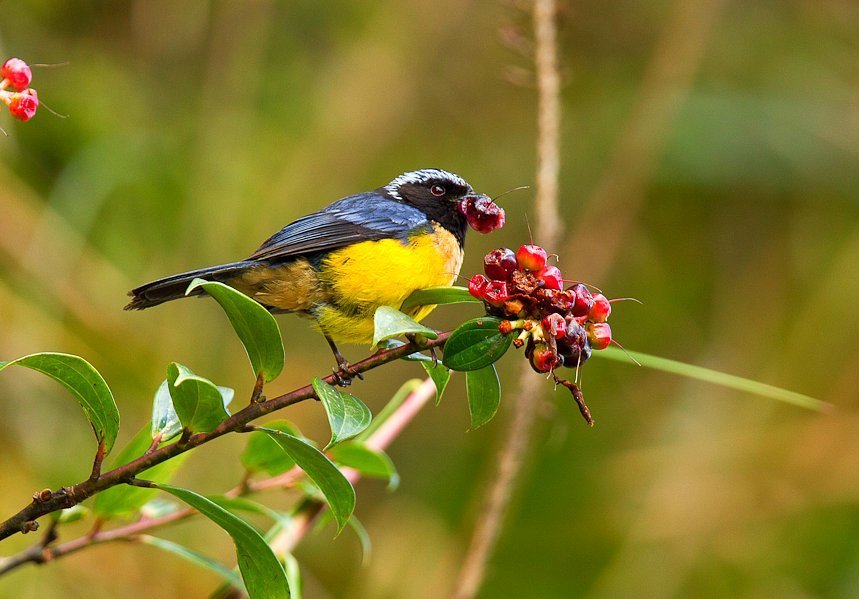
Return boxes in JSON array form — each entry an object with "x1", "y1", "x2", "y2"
[
  {"x1": 0, "y1": 353, "x2": 119, "y2": 454},
  {"x1": 329, "y1": 442, "x2": 399, "y2": 490},
  {"x1": 401, "y1": 286, "x2": 481, "y2": 311},
  {"x1": 157, "y1": 483, "x2": 291, "y2": 599},
  {"x1": 167, "y1": 363, "x2": 230, "y2": 433},
  {"x1": 152, "y1": 379, "x2": 233, "y2": 441},
  {"x1": 241, "y1": 420, "x2": 300, "y2": 476},
  {"x1": 186, "y1": 278, "x2": 285, "y2": 383},
  {"x1": 466, "y1": 364, "x2": 501, "y2": 430},
  {"x1": 312, "y1": 378, "x2": 372, "y2": 450},
  {"x1": 596, "y1": 346, "x2": 830, "y2": 411},
  {"x1": 209, "y1": 496, "x2": 293, "y2": 529},
  {"x1": 141, "y1": 535, "x2": 245, "y2": 591},
  {"x1": 93, "y1": 425, "x2": 190, "y2": 518},
  {"x1": 372, "y1": 306, "x2": 438, "y2": 348},
  {"x1": 442, "y1": 317, "x2": 512, "y2": 371},
  {"x1": 259, "y1": 428, "x2": 355, "y2": 532},
  {"x1": 422, "y1": 362, "x2": 451, "y2": 405}
]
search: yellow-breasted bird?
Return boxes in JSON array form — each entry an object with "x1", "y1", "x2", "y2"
[{"x1": 126, "y1": 168, "x2": 502, "y2": 375}]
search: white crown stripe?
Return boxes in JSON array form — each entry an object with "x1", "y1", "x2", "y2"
[{"x1": 384, "y1": 169, "x2": 470, "y2": 200}]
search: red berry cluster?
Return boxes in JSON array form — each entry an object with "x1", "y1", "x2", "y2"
[
  {"x1": 468, "y1": 244, "x2": 615, "y2": 375},
  {"x1": 1, "y1": 58, "x2": 39, "y2": 121},
  {"x1": 457, "y1": 195, "x2": 505, "y2": 233}
]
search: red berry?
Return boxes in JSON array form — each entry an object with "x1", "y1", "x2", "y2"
[
  {"x1": 567, "y1": 283, "x2": 593, "y2": 317},
  {"x1": 542, "y1": 313, "x2": 566, "y2": 339},
  {"x1": 483, "y1": 247, "x2": 517, "y2": 280},
  {"x1": 528, "y1": 342, "x2": 560, "y2": 373},
  {"x1": 8, "y1": 88, "x2": 38, "y2": 121},
  {"x1": 468, "y1": 274, "x2": 491, "y2": 298},
  {"x1": 483, "y1": 280, "x2": 509, "y2": 305},
  {"x1": 587, "y1": 322, "x2": 612, "y2": 350},
  {"x1": 1, "y1": 58, "x2": 32, "y2": 91},
  {"x1": 589, "y1": 293, "x2": 611, "y2": 322},
  {"x1": 537, "y1": 265, "x2": 563, "y2": 290},
  {"x1": 516, "y1": 245, "x2": 547, "y2": 271},
  {"x1": 458, "y1": 195, "x2": 505, "y2": 234}
]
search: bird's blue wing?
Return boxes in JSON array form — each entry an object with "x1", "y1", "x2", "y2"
[{"x1": 247, "y1": 192, "x2": 430, "y2": 262}]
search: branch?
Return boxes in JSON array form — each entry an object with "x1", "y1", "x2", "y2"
[
  {"x1": 453, "y1": 1, "x2": 562, "y2": 596},
  {"x1": 0, "y1": 332, "x2": 450, "y2": 544},
  {"x1": 0, "y1": 378, "x2": 439, "y2": 577}
]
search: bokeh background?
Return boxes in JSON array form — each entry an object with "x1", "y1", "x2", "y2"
[{"x1": 2, "y1": 1, "x2": 859, "y2": 597}]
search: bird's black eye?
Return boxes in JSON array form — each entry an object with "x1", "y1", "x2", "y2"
[{"x1": 430, "y1": 184, "x2": 445, "y2": 197}]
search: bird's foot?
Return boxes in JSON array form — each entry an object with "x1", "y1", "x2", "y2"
[{"x1": 332, "y1": 358, "x2": 364, "y2": 387}]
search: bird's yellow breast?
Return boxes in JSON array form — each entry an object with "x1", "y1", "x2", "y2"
[{"x1": 316, "y1": 224, "x2": 463, "y2": 344}]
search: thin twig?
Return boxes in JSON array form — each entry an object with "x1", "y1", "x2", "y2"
[{"x1": 453, "y1": 1, "x2": 563, "y2": 596}]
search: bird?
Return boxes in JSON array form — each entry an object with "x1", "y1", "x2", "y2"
[{"x1": 125, "y1": 168, "x2": 499, "y2": 379}]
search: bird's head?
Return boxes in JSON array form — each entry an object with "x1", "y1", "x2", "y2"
[{"x1": 381, "y1": 168, "x2": 505, "y2": 237}]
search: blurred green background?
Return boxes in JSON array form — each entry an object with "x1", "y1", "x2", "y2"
[{"x1": 2, "y1": 1, "x2": 858, "y2": 597}]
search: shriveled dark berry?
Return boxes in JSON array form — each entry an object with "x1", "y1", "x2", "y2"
[
  {"x1": 567, "y1": 283, "x2": 593, "y2": 317},
  {"x1": 484, "y1": 248, "x2": 518, "y2": 280},
  {"x1": 468, "y1": 274, "x2": 491, "y2": 299}
]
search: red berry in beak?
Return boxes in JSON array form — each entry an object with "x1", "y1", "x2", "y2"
[
  {"x1": 587, "y1": 322, "x2": 612, "y2": 350},
  {"x1": 484, "y1": 248, "x2": 517, "y2": 280},
  {"x1": 1, "y1": 58, "x2": 32, "y2": 91},
  {"x1": 7, "y1": 88, "x2": 38, "y2": 121},
  {"x1": 459, "y1": 195, "x2": 505, "y2": 234},
  {"x1": 537, "y1": 265, "x2": 563, "y2": 290},
  {"x1": 589, "y1": 293, "x2": 611, "y2": 322},
  {"x1": 516, "y1": 244, "x2": 548, "y2": 271},
  {"x1": 468, "y1": 274, "x2": 491, "y2": 299}
]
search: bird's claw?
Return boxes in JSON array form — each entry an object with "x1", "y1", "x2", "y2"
[{"x1": 332, "y1": 360, "x2": 363, "y2": 387}]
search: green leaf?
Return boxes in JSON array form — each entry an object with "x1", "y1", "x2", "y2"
[
  {"x1": 312, "y1": 378, "x2": 372, "y2": 449},
  {"x1": 141, "y1": 535, "x2": 245, "y2": 591},
  {"x1": 401, "y1": 285, "x2": 481, "y2": 311},
  {"x1": 466, "y1": 364, "x2": 501, "y2": 430},
  {"x1": 442, "y1": 317, "x2": 512, "y2": 371},
  {"x1": 422, "y1": 362, "x2": 451, "y2": 405},
  {"x1": 167, "y1": 363, "x2": 231, "y2": 434},
  {"x1": 157, "y1": 483, "x2": 291, "y2": 599},
  {"x1": 152, "y1": 379, "x2": 233, "y2": 441},
  {"x1": 372, "y1": 306, "x2": 438, "y2": 348},
  {"x1": 329, "y1": 442, "x2": 399, "y2": 490},
  {"x1": 241, "y1": 420, "x2": 301, "y2": 476},
  {"x1": 347, "y1": 515, "x2": 372, "y2": 566},
  {"x1": 596, "y1": 346, "x2": 830, "y2": 412},
  {"x1": 209, "y1": 496, "x2": 292, "y2": 529},
  {"x1": 55, "y1": 505, "x2": 88, "y2": 524},
  {"x1": 259, "y1": 428, "x2": 355, "y2": 533},
  {"x1": 186, "y1": 278, "x2": 285, "y2": 383},
  {"x1": 93, "y1": 425, "x2": 190, "y2": 518},
  {"x1": 0, "y1": 352, "x2": 120, "y2": 454}
]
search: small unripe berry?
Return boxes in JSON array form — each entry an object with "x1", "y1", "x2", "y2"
[
  {"x1": 1, "y1": 58, "x2": 32, "y2": 91},
  {"x1": 468, "y1": 274, "x2": 491, "y2": 299},
  {"x1": 484, "y1": 248, "x2": 518, "y2": 280},
  {"x1": 516, "y1": 244, "x2": 548, "y2": 271},
  {"x1": 8, "y1": 88, "x2": 38, "y2": 121},
  {"x1": 589, "y1": 293, "x2": 611, "y2": 322},
  {"x1": 528, "y1": 342, "x2": 560, "y2": 373},
  {"x1": 587, "y1": 322, "x2": 612, "y2": 350},
  {"x1": 537, "y1": 265, "x2": 563, "y2": 290}
]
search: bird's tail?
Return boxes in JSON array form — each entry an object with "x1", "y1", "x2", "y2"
[{"x1": 124, "y1": 261, "x2": 257, "y2": 310}]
